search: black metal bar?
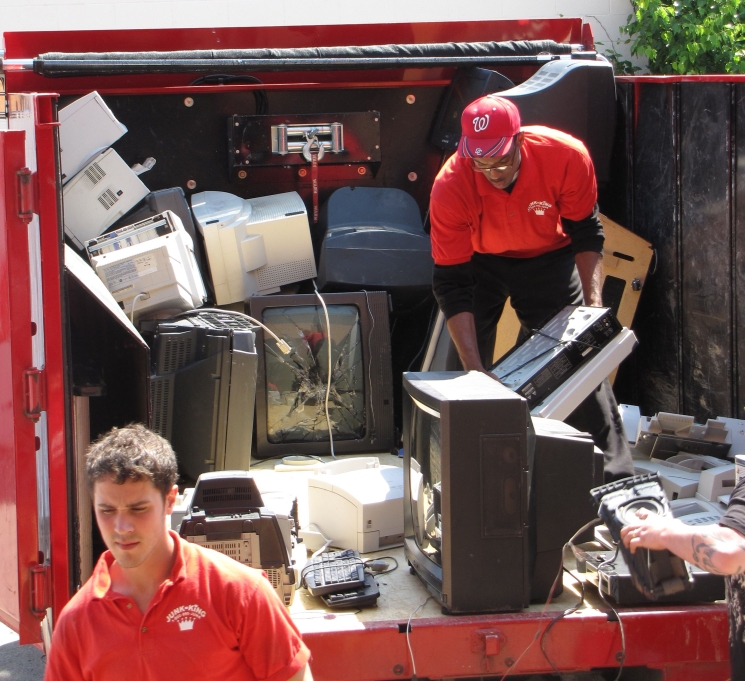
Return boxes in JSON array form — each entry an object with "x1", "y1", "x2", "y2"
[{"x1": 32, "y1": 54, "x2": 601, "y2": 78}]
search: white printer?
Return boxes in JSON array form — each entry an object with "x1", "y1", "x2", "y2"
[{"x1": 301, "y1": 458, "x2": 404, "y2": 554}]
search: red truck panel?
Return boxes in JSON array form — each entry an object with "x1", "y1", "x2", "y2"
[{"x1": 0, "y1": 128, "x2": 43, "y2": 644}]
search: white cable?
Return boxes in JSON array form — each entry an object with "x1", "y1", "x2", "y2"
[
  {"x1": 174, "y1": 308, "x2": 291, "y2": 354},
  {"x1": 130, "y1": 293, "x2": 148, "y2": 324},
  {"x1": 406, "y1": 596, "x2": 432, "y2": 678},
  {"x1": 308, "y1": 523, "x2": 334, "y2": 559},
  {"x1": 313, "y1": 281, "x2": 336, "y2": 459}
]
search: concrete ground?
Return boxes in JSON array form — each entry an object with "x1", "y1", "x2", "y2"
[{"x1": 0, "y1": 622, "x2": 45, "y2": 681}]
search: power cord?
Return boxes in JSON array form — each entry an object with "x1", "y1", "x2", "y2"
[
  {"x1": 189, "y1": 74, "x2": 269, "y2": 114},
  {"x1": 173, "y1": 308, "x2": 291, "y2": 354},
  {"x1": 406, "y1": 596, "x2": 432, "y2": 680},
  {"x1": 313, "y1": 281, "x2": 336, "y2": 458},
  {"x1": 362, "y1": 290, "x2": 377, "y2": 439},
  {"x1": 595, "y1": 544, "x2": 627, "y2": 681},
  {"x1": 498, "y1": 518, "x2": 602, "y2": 681},
  {"x1": 130, "y1": 292, "x2": 149, "y2": 324}
]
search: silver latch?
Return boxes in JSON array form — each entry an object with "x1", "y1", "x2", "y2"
[{"x1": 272, "y1": 122, "x2": 344, "y2": 157}]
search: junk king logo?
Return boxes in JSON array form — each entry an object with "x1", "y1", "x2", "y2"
[
  {"x1": 527, "y1": 201, "x2": 553, "y2": 216},
  {"x1": 472, "y1": 114, "x2": 490, "y2": 132},
  {"x1": 166, "y1": 604, "x2": 206, "y2": 631}
]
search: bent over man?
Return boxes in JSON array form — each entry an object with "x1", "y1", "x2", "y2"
[
  {"x1": 429, "y1": 94, "x2": 633, "y2": 482},
  {"x1": 45, "y1": 424, "x2": 312, "y2": 681}
]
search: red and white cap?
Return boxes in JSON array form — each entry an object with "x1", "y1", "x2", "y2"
[{"x1": 458, "y1": 95, "x2": 521, "y2": 159}]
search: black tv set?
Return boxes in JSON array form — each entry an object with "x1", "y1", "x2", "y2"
[
  {"x1": 140, "y1": 310, "x2": 258, "y2": 483},
  {"x1": 249, "y1": 291, "x2": 395, "y2": 458},
  {"x1": 403, "y1": 371, "x2": 601, "y2": 613}
]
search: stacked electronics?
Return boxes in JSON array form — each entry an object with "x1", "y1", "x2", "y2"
[
  {"x1": 489, "y1": 305, "x2": 637, "y2": 420},
  {"x1": 180, "y1": 471, "x2": 296, "y2": 606},
  {"x1": 140, "y1": 311, "x2": 258, "y2": 482},
  {"x1": 60, "y1": 92, "x2": 151, "y2": 249},
  {"x1": 300, "y1": 549, "x2": 381, "y2": 608},
  {"x1": 87, "y1": 210, "x2": 207, "y2": 319},
  {"x1": 402, "y1": 371, "x2": 603, "y2": 613}
]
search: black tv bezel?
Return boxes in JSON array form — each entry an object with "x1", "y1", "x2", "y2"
[
  {"x1": 250, "y1": 291, "x2": 394, "y2": 458},
  {"x1": 402, "y1": 370, "x2": 532, "y2": 614}
]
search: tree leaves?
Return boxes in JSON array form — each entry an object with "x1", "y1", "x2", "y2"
[{"x1": 622, "y1": 0, "x2": 745, "y2": 73}]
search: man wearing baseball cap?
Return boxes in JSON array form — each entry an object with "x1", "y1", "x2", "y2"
[{"x1": 429, "y1": 94, "x2": 633, "y2": 482}]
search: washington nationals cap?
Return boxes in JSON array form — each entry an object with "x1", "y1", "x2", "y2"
[{"x1": 458, "y1": 95, "x2": 521, "y2": 159}]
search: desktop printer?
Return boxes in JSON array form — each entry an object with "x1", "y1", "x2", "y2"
[
  {"x1": 180, "y1": 471, "x2": 296, "y2": 606},
  {"x1": 300, "y1": 458, "x2": 404, "y2": 554}
]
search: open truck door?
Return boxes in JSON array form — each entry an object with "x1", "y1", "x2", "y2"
[{"x1": 0, "y1": 92, "x2": 70, "y2": 646}]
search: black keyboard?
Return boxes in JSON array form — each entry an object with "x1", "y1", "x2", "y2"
[
  {"x1": 302, "y1": 550, "x2": 366, "y2": 596},
  {"x1": 321, "y1": 573, "x2": 380, "y2": 608}
]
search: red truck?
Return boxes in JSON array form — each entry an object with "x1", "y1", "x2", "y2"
[{"x1": 0, "y1": 18, "x2": 732, "y2": 680}]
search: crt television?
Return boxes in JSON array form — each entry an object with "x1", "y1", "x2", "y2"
[
  {"x1": 250, "y1": 292, "x2": 395, "y2": 458},
  {"x1": 403, "y1": 371, "x2": 601, "y2": 613},
  {"x1": 140, "y1": 311, "x2": 258, "y2": 483}
]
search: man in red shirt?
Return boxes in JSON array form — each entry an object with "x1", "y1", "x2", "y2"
[
  {"x1": 44, "y1": 424, "x2": 312, "y2": 681},
  {"x1": 430, "y1": 94, "x2": 633, "y2": 482}
]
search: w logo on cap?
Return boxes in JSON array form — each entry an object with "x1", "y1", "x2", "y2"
[{"x1": 473, "y1": 115, "x2": 490, "y2": 133}]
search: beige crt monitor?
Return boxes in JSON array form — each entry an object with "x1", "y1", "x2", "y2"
[{"x1": 191, "y1": 190, "x2": 317, "y2": 305}]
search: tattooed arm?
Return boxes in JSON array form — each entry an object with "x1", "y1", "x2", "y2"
[{"x1": 620, "y1": 509, "x2": 745, "y2": 576}]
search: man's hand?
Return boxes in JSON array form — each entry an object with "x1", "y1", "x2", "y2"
[
  {"x1": 575, "y1": 251, "x2": 603, "y2": 307},
  {"x1": 445, "y1": 312, "x2": 502, "y2": 383},
  {"x1": 620, "y1": 509, "x2": 745, "y2": 576},
  {"x1": 620, "y1": 509, "x2": 673, "y2": 553}
]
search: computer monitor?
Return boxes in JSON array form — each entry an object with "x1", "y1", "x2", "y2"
[
  {"x1": 140, "y1": 311, "x2": 259, "y2": 483},
  {"x1": 316, "y1": 187, "x2": 434, "y2": 310},
  {"x1": 402, "y1": 371, "x2": 601, "y2": 613},
  {"x1": 190, "y1": 190, "x2": 317, "y2": 305},
  {"x1": 249, "y1": 292, "x2": 395, "y2": 459}
]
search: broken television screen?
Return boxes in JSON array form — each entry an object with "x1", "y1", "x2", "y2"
[{"x1": 262, "y1": 304, "x2": 366, "y2": 443}]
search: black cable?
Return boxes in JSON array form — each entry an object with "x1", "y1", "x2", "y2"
[
  {"x1": 596, "y1": 544, "x2": 627, "y2": 681},
  {"x1": 531, "y1": 328, "x2": 604, "y2": 351},
  {"x1": 189, "y1": 73, "x2": 269, "y2": 114},
  {"x1": 540, "y1": 567, "x2": 586, "y2": 676},
  {"x1": 406, "y1": 301, "x2": 438, "y2": 371}
]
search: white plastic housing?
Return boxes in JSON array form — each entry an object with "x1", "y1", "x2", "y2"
[
  {"x1": 58, "y1": 91, "x2": 128, "y2": 183},
  {"x1": 191, "y1": 190, "x2": 316, "y2": 304},
  {"x1": 63, "y1": 148, "x2": 149, "y2": 249},
  {"x1": 91, "y1": 211, "x2": 206, "y2": 319}
]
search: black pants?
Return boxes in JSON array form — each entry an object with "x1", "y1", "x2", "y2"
[{"x1": 448, "y1": 246, "x2": 635, "y2": 482}]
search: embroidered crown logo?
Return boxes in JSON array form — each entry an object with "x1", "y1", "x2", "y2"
[
  {"x1": 527, "y1": 201, "x2": 552, "y2": 216},
  {"x1": 166, "y1": 604, "x2": 206, "y2": 632}
]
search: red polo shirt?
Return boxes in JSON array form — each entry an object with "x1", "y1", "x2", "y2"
[
  {"x1": 45, "y1": 531, "x2": 310, "y2": 681},
  {"x1": 429, "y1": 126, "x2": 598, "y2": 265}
]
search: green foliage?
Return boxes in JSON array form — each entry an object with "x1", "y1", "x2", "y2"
[
  {"x1": 622, "y1": 0, "x2": 745, "y2": 74},
  {"x1": 595, "y1": 39, "x2": 642, "y2": 74}
]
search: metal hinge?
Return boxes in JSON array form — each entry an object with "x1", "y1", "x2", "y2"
[
  {"x1": 30, "y1": 563, "x2": 51, "y2": 617},
  {"x1": 24, "y1": 367, "x2": 46, "y2": 422},
  {"x1": 0, "y1": 73, "x2": 7, "y2": 122},
  {"x1": 17, "y1": 167, "x2": 35, "y2": 223}
]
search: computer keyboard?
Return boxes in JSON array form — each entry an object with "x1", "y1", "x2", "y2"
[{"x1": 301, "y1": 549, "x2": 366, "y2": 596}]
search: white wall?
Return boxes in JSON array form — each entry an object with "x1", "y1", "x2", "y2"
[{"x1": 0, "y1": 0, "x2": 643, "y2": 70}]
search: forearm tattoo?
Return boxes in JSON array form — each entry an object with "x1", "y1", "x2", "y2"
[{"x1": 690, "y1": 528, "x2": 745, "y2": 576}]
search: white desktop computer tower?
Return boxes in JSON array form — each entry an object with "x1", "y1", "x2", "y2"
[
  {"x1": 58, "y1": 91, "x2": 128, "y2": 183},
  {"x1": 63, "y1": 148, "x2": 149, "y2": 249},
  {"x1": 191, "y1": 190, "x2": 317, "y2": 304}
]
